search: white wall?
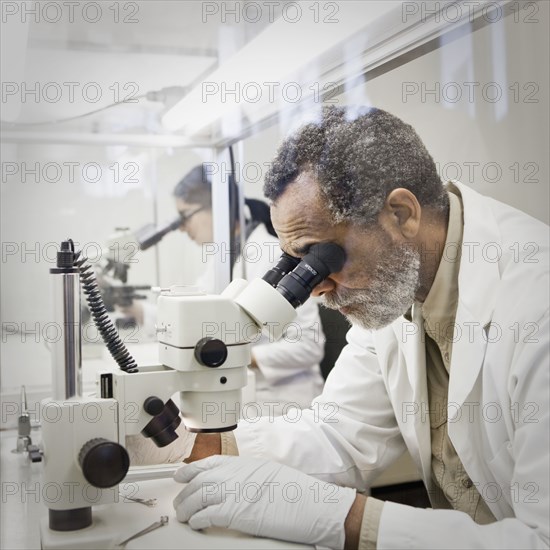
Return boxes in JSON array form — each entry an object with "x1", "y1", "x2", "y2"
[{"x1": 340, "y1": 2, "x2": 549, "y2": 223}]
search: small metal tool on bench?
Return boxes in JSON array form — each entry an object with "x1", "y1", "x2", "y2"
[{"x1": 117, "y1": 515, "x2": 169, "y2": 546}]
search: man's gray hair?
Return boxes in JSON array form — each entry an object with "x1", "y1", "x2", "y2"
[{"x1": 264, "y1": 106, "x2": 448, "y2": 225}]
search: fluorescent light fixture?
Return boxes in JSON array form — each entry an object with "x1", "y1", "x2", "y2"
[{"x1": 162, "y1": 1, "x2": 396, "y2": 134}]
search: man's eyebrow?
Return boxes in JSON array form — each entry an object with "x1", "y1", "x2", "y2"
[{"x1": 288, "y1": 243, "x2": 313, "y2": 256}]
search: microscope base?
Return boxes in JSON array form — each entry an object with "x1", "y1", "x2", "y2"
[
  {"x1": 40, "y1": 514, "x2": 118, "y2": 550},
  {"x1": 49, "y1": 507, "x2": 92, "y2": 531}
]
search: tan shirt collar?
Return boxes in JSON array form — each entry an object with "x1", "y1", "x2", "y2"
[{"x1": 421, "y1": 191, "x2": 464, "y2": 334}]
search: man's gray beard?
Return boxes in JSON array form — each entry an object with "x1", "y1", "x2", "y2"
[{"x1": 322, "y1": 243, "x2": 420, "y2": 331}]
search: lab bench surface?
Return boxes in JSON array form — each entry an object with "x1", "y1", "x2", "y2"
[{"x1": 1, "y1": 431, "x2": 310, "y2": 550}]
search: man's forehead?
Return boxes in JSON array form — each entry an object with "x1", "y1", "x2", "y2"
[
  {"x1": 270, "y1": 175, "x2": 335, "y2": 254},
  {"x1": 271, "y1": 198, "x2": 322, "y2": 227},
  {"x1": 271, "y1": 173, "x2": 325, "y2": 217}
]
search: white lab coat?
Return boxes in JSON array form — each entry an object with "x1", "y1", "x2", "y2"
[{"x1": 235, "y1": 181, "x2": 549, "y2": 549}]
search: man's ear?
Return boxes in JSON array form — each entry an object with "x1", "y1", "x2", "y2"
[{"x1": 380, "y1": 188, "x2": 421, "y2": 239}]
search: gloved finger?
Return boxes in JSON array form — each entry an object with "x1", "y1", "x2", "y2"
[
  {"x1": 173, "y1": 479, "x2": 203, "y2": 509},
  {"x1": 188, "y1": 504, "x2": 230, "y2": 531},
  {"x1": 173, "y1": 479, "x2": 222, "y2": 522},
  {"x1": 173, "y1": 455, "x2": 234, "y2": 483}
]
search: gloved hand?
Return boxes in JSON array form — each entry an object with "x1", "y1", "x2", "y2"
[{"x1": 173, "y1": 455, "x2": 357, "y2": 550}]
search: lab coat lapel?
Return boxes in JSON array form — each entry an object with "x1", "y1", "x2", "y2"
[
  {"x1": 446, "y1": 182, "x2": 501, "y2": 490},
  {"x1": 447, "y1": 181, "x2": 500, "y2": 409},
  {"x1": 393, "y1": 311, "x2": 432, "y2": 485},
  {"x1": 448, "y1": 302, "x2": 490, "y2": 409}
]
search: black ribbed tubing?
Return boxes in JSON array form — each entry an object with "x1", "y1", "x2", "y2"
[{"x1": 74, "y1": 251, "x2": 138, "y2": 373}]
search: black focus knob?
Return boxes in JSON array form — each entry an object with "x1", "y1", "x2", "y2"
[
  {"x1": 143, "y1": 396, "x2": 164, "y2": 416},
  {"x1": 194, "y1": 337, "x2": 228, "y2": 368},
  {"x1": 78, "y1": 438, "x2": 130, "y2": 488}
]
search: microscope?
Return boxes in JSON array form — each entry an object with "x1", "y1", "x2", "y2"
[
  {"x1": 101, "y1": 217, "x2": 182, "y2": 285},
  {"x1": 38, "y1": 239, "x2": 345, "y2": 535},
  {"x1": 94, "y1": 220, "x2": 182, "y2": 323}
]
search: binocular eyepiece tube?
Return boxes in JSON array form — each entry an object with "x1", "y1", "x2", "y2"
[{"x1": 263, "y1": 243, "x2": 346, "y2": 308}]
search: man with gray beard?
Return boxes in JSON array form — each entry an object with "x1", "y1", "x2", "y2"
[{"x1": 170, "y1": 107, "x2": 549, "y2": 549}]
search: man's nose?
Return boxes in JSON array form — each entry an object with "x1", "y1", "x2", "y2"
[{"x1": 311, "y1": 277, "x2": 336, "y2": 297}]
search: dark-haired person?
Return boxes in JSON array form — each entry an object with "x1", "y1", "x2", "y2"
[{"x1": 172, "y1": 107, "x2": 549, "y2": 550}]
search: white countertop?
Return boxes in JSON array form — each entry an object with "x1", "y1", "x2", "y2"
[
  {"x1": 41, "y1": 477, "x2": 310, "y2": 550},
  {"x1": 1, "y1": 430, "x2": 309, "y2": 550},
  {"x1": 1, "y1": 429, "x2": 45, "y2": 549}
]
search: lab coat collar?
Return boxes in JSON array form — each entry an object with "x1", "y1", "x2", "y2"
[
  {"x1": 449, "y1": 180, "x2": 501, "y2": 327},
  {"x1": 446, "y1": 181, "x2": 501, "y2": 408}
]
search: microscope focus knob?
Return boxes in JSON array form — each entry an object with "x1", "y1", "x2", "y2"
[
  {"x1": 143, "y1": 396, "x2": 165, "y2": 416},
  {"x1": 79, "y1": 438, "x2": 130, "y2": 488},
  {"x1": 194, "y1": 337, "x2": 228, "y2": 368}
]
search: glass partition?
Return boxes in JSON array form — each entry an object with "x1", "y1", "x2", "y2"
[
  {"x1": 1, "y1": 0, "x2": 548, "y2": 435},
  {"x1": 0, "y1": 143, "x2": 223, "y2": 394}
]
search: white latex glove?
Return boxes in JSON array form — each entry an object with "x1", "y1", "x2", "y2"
[
  {"x1": 173, "y1": 455, "x2": 357, "y2": 550},
  {"x1": 125, "y1": 424, "x2": 196, "y2": 466}
]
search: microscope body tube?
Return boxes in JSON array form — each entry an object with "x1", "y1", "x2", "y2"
[{"x1": 50, "y1": 268, "x2": 82, "y2": 400}]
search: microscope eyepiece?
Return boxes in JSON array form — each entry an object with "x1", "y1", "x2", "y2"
[
  {"x1": 275, "y1": 242, "x2": 346, "y2": 308},
  {"x1": 262, "y1": 252, "x2": 301, "y2": 287},
  {"x1": 135, "y1": 217, "x2": 182, "y2": 251}
]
